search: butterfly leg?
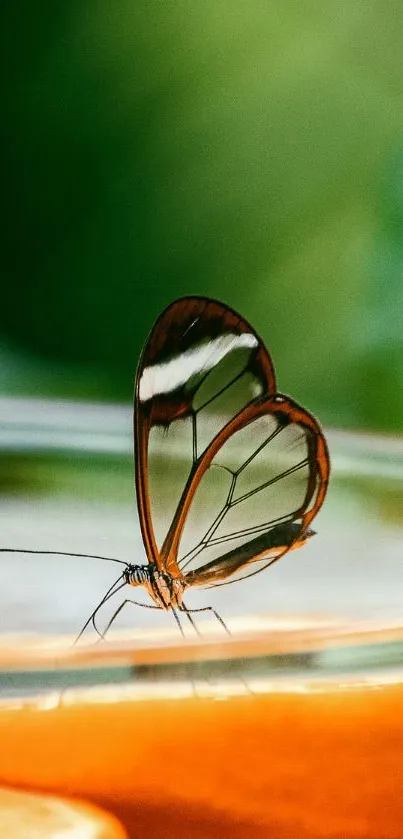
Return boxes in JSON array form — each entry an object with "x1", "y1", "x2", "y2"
[
  {"x1": 99, "y1": 598, "x2": 160, "y2": 640},
  {"x1": 180, "y1": 605, "x2": 202, "y2": 638},
  {"x1": 180, "y1": 603, "x2": 231, "y2": 636},
  {"x1": 170, "y1": 607, "x2": 186, "y2": 638},
  {"x1": 74, "y1": 575, "x2": 127, "y2": 645}
]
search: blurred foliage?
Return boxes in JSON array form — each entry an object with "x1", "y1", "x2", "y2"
[
  {"x1": 0, "y1": 452, "x2": 133, "y2": 502},
  {"x1": 2, "y1": 1, "x2": 403, "y2": 429}
]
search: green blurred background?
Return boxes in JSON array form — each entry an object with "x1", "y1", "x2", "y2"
[{"x1": 2, "y1": 1, "x2": 403, "y2": 431}]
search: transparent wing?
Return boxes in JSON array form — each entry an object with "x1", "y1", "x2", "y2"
[
  {"x1": 167, "y1": 394, "x2": 330, "y2": 587},
  {"x1": 134, "y1": 297, "x2": 277, "y2": 570}
]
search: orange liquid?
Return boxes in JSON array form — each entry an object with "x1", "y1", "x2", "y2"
[{"x1": 0, "y1": 674, "x2": 402, "y2": 838}]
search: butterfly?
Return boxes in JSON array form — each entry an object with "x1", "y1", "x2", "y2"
[{"x1": 1, "y1": 297, "x2": 330, "y2": 641}]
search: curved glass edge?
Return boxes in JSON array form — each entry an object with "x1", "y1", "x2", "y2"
[{"x1": 0, "y1": 618, "x2": 402, "y2": 700}]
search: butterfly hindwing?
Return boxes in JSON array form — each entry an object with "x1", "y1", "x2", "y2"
[
  {"x1": 177, "y1": 394, "x2": 329, "y2": 587},
  {"x1": 156, "y1": 394, "x2": 329, "y2": 585}
]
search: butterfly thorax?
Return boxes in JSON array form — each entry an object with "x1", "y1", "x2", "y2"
[{"x1": 124, "y1": 563, "x2": 186, "y2": 610}]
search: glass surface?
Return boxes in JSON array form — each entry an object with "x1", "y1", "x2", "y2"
[{"x1": 0, "y1": 395, "x2": 401, "y2": 666}]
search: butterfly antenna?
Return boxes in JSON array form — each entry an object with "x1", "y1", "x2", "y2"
[{"x1": 0, "y1": 548, "x2": 128, "y2": 566}]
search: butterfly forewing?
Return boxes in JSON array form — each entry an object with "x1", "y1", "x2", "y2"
[{"x1": 134, "y1": 297, "x2": 277, "y2": 570}]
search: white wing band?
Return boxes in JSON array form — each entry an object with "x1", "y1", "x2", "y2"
[{"x1": 139, "y1": 332, "x2": 258, "y2": 402}]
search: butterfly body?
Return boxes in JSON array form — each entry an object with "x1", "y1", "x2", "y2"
[{"x1": 124, "y1": 563, "x2": 186, "y2": 609}]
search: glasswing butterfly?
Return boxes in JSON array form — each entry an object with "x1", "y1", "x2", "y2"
[{"x1": 0, "y1": 297, "x2": 330, "y2": 641}]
